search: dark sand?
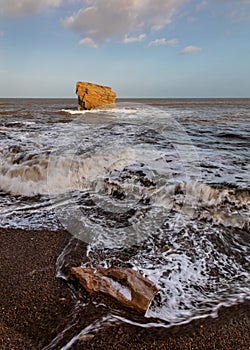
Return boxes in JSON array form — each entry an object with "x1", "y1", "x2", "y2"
[{"x1": 1, "y1": 228, "x2": 249, "y2": 350}]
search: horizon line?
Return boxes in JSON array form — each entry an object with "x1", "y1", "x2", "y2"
[{"x1": 0, "y1": 96, "x2": 250, "y2": 99}]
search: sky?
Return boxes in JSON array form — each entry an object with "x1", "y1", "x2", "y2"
[{"x1": 0, "y1": 0, "x2": 250, "y2": 98}]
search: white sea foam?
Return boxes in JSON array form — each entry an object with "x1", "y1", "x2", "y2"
[
  {"x1": 0, "y1": 147, "x2": 137, "y2": 196},
  {"x1": 60, "y1": 107, "x2": 139, "y2": 116},
  {"x1": 85, "y1": 210, "x2": 250, "y2": 325}
]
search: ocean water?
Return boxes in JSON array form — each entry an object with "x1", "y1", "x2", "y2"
[{"x1": 0, "y1": 98, "x2": 249, "y2": 332}]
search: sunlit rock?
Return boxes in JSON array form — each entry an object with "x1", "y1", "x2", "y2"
[
  {"x1": 76, "y1": 81, "x2": 116, "y2": 110},
  {"x1": 71, "y1": 266, "x2": 158, "y2": 313}
]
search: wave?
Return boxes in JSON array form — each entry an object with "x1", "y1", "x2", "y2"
[
  {"x1": 0, "y1": 145, "x2": 249, "y2": 233},
  {"x1": 217, "y1": 132, "x2": 249, "y2": 140},
  {"x1": 1, "y1": 146, "x2": 249, "y2": 201},
  {"x1": 0, "y1": 147, "x2": 137, "y2": 196}
]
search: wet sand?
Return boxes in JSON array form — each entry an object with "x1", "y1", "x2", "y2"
[{"x1": 0, "y1": 228, "x2": 249, "y2": 349}]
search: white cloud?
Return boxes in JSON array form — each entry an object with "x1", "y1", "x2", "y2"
[
  {"x1": 148, "y1": 38, "x2": 179, "y2": 47},
  {"x1": 179, "y1": 45, "x2": 202, "y2": 54},
  {"x1": 149, "y1": 38, "x2": 167, "y2": 47},
  {"x1": 0, "y1": 31, "x2": 4, "y2": 37},
  {"x1": 222, "y1": 0, "x2": 250, "y2": 22},
  {"x1": 196, "y1": 0, "x2": 208, "y2": 12},
  {"x1": 63, "y1": 0, "x2": 187, "y2": 44},
  {"x1": 167, "y1": 38, "x2": 179, "y2": 46},
  {"x1": 79, "y1": 37, "x2": 97, "y2": 48},
  {"x1": 123, "y1": 33, "x2": 146, "y2": 44},
  {"x1": 0, "y1": 0, "x2": 62, "y2": 16}
]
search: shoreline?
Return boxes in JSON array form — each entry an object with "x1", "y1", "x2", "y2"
[{"x1": 1, "y1": 228, "x2": 249, "y2": 349}]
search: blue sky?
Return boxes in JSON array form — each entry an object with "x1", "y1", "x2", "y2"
[{"x1": 0, "y1": 0, "x2": 250, "y2": 98}]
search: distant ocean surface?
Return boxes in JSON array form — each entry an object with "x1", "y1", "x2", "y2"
[{"x1": 0, "y1": 98, "x2": 249, "y2": 329}]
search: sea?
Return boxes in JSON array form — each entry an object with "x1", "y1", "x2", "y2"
[{"x1": 0, "y1": 98, "x2": 249, "y2": 337}]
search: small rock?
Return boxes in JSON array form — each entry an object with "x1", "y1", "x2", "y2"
[{"x1": 71, "y1": 266, "x2": 158, "y2": 313}]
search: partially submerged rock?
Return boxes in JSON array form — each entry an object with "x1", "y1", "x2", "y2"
[
  {"x1": 71, "y1": 266, "x2": 158, "y2": 313},
  {"x1": 76, "y1": 81, "x2": 116, "y2": 110}
]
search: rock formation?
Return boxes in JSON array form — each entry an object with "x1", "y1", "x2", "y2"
[
  {"x1": 76, "y1": 81, "x2": 116, "y2": 110},
  {"x1": 71, "y1": 266, "x2": 158, "y2": 313}
]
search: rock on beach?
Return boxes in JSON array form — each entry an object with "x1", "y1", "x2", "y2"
[{"x1": 71, "y1": 265, "x2": 158, "y2": 313}]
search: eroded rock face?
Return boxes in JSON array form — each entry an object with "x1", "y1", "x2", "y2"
[
  {"x1": 76, "y1": 81, "x2": 116, "y2": 110},
  {"x1": 71, "y1": 266, "x2": 158, "y2": 313}
]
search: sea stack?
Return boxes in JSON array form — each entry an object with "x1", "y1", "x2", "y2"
[{"x1": 76, "y1": 81, "x2": 116, "y2": 110}]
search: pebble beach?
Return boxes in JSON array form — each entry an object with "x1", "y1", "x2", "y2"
[{"x1": 1, "y1": 228, "x2": 249, "y2": 350}]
